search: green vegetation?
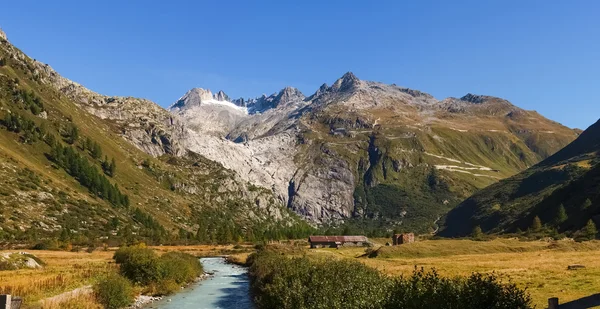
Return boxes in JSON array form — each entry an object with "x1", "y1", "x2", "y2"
[
  {"x1": 554, "y1": 204, "x2": 568, "y2": 226},
  {"x1": 113, "y1": 245, "x2": 202, "y2": 295},
  {"x1": 441, "y1": 120, "x2": 600, "y2": 237},
  {"x1": 583, "y1": 220, "x2": 598, "y2": 240},
  {"x1": 49, "y1": 141, "x2": 129, "y2": 208},
  {"x1": 93, "y1": 274, "x2": 134, "y2": 309},
  {"x1": 248, "y1": 249, "x2": 532, "y2": 309}
]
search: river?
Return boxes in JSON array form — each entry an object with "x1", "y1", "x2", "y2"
[{"x1": 145, "y1": 257, "x2": 254, "y2": 309}]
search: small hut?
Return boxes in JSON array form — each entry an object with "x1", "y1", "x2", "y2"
[{"x1": 392, "y1": 233, "x2": 415, "y2": 245}]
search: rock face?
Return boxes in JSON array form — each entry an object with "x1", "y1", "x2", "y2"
[{"x1": 173, "y1": 72, "x2": 579, "y2": 229}]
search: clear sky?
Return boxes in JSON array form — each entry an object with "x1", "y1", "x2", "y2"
[{"x1": 1, "y1": 0, "x2": 598, "y2": 129}]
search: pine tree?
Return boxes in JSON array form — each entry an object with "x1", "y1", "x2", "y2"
[
  {"x1": 91, "y1": 141, "x2": 102, "y2": 159},
  {"x1": 531, "y1": 216, "x2": 542, "y2": 232},
  {"x1": 584, "y1": 219, "x2": 598, "y2": 240},
  {"x1": 582, "y1": 199, "x2": 593, "y2": 210},
  {"x1": 554, "y1": 204, "x2": 568, "y2": 225},
  {"x1": 109, "y1": 158, "x2": 116, "y2": 176},
  {"x1": 471, "y1": 225, "x2": 483, "y2": 239}
]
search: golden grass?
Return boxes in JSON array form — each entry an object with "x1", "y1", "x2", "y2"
[
  {"x1": 40, "y1": 291, "x2": 102, "y2": 309},
  {"x1": 305, "y1": 239, "x2": 600, "y2": 308},
  {"x1": 0, "y1": 250, "x2": 114, "y2": 308},
  {"x1": 150, "y1": 244, "x2": 255, "y2": 257}
]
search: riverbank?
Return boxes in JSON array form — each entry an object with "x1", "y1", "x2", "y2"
[
  {"x1": 0, "y1": 244, "x2": 255, "y2": 308},
  {"x1": 142, "y1": 257, "x2": 254, "y2": 309}
]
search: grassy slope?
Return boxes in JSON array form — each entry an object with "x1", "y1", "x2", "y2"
[
  {"x1": 440, "y1": 119, "x2": 600, "y2": 237},
  {"x1": 300, "y1": 101, "x2": 577, "y2": 233}
]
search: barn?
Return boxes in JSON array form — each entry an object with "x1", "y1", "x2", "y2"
[{"x1": 308, "y1": 236, "x2": 369, "y2": 248}]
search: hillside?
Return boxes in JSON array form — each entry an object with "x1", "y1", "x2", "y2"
[
  {"x1": 440, "y1": 119, "x2": 600, "y2": 237},
  {"x1": 0, "y1": 31, "x2": 311, "y2": 246},
  {"x1": 171, "y1": 73, "x2": 578, "y2": 233}
]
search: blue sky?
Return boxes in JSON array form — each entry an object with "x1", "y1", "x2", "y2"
[{"x1": 1, "y1": 0, "x2": 598, "y2": 129}]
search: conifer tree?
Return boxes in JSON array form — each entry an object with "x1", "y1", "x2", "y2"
[
  {"x1": 531, "y1": 216, "x2": 542, "y2": 232},
  {"x1": 471, "y1": 225, "x2": 483, "y2": 239},
  {"x1": 582, "y1": 199, "x2": 593, "y2": 210},
  {"x1": 554, "y1": 204, "x2": 568, "y2": 225},
  {"x1": 584, "y1": 219, "x2": 598, "y2": 240}
]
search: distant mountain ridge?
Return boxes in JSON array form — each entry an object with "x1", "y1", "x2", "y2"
[{"x1": 170, "y1": 71, "x2": 578, "y2": 232}]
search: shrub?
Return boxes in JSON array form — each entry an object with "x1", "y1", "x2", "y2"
[
  {"x1": 157, "y1": 279, "x2": 180, "y2": 295},
  {"x1": 248, "y1": 250, "x2": 533, "y2": 309},
  {"x1": 32, "y1": 239, "x2": 59, "y2": 250},
  {"x1": 113, "y1": 246, "x2": 162, "y2": 285},
  {"x1": 94, "y1": 274, "x2": 134, "y2": 309},
  {"x1": 113, "y1": 246, "x2": 202, "y2": 287},
  {"x1": 249, "y1": 251, "x2": 391, "y2": 309},
  {"x1": 159, "y1": 251, "x2": 203, "y2": 285}
]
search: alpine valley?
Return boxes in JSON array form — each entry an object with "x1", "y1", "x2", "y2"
[{"x1": 0, "y1": 28, "x2": 583, "y2": 244}]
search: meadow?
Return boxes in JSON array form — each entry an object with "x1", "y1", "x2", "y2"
[
  {"x1": 1, "y1": 240, "x2": 599, "y2": 308},
  {"x1": 304, "y1": 238, "x2": 600, "y2": 308},
  {"x1": 0, "y1": 244, "x2": 251, "y2": 308}
]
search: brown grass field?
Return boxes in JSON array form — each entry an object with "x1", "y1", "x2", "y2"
[
  {"x1": 1, "y1": 240, "x2": 599, "y2": 308},
  {"x1": 0, "y1": 244, "x2": 253, "y2": 308},
  {"x1": 304, "y1": 238, "x2": 600, "y2": 308}
]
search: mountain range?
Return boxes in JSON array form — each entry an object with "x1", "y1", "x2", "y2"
[{"x1": 0, "y1": 28, "x2": 588, "y2": 243}]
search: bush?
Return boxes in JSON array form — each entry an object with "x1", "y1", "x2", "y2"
[
  {"x1": 94, "y1": 274, "x2": 134, "y2": 309},
  {"x1": 248, "y1": 250, "x2": 533, "y2": 309},
  {"x1": 113, "y1": 246, "x2": 162, "y2": 285},
  {"x1": 157, "y1": 279, "x2": 180, "y2": 295},
  {"x1": 159, "y1": 251, "x2": 203, "y2": 285},
  {"x1": 113, "y1": 246, "x2": 202, "y2": 289},
  {"x1": 32, "y1": 239, "x2": 59, "y2": 250},
  {"x1": 249, "y1": 251, "x2": 391, "y2": 309}
]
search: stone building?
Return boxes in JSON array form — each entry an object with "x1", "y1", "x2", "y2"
[{"x1": 392, "y1": 233, "x2": 415, "y2": 245}]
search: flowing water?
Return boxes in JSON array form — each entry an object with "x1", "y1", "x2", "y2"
[{"x1": 145, "y1": 257, "x2": 254, "y2": 309}]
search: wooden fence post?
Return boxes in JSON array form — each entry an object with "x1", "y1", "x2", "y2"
[
  {"x1": 0, "y1": 295, "x2": 11, "y2": 309},
  {"x1": 548, "y1": 297, "x2": 559, "y2": 309}
]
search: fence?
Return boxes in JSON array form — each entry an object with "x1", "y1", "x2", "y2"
[{"x1": 0, "y1": 295, "x2": 22, "y2": 309}]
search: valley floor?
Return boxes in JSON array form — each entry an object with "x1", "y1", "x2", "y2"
[
  {"x1": 2, "y1": 240, "x2": 599, "y2": 308},
  {"x1": 0, "y1": 244, "x2": 252, "y2": 309},
  {"x1": 303, "y1": 238, "x2": 600, "y2": 309}
]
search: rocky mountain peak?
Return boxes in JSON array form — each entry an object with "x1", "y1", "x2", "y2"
[
  {"x1": 331, "y1": 72, "x2": 361, "y2": 92},
  {"x1": 460, "y1": 93, "x2": 488, "y2": 104},
  {"x1": 214, "y1": 90, "x2": 230, "y2": 102},
  {"x1": 170, "y1": 88, "x2": 214, "y2": 110},
  {"x1": 460, "y1": 93, "x2": 512, "y2": 105},
  {"x1": 274, "y1": 86, "x2": 305, "y2": 107},
  {"x1": 0, "y1": 28, "x2": 7, "y2": 41}
]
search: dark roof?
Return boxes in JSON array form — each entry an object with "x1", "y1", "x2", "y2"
[{"x1": 308, "y1": 236, "x2": 368, "y2": 243}]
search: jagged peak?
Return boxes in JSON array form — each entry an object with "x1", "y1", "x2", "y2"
[
  {"x1": 170, "y1": 88, "x2": 214, "y2": 110},
  {"x1": 274, "y1": 86, "x2": 305, "y2": 107},
  {"x1": 279, "y1": 86, "x2": 304, "y2": 98},
  {"x1": 331, "y1": 72, "x2": 361, "y2": 92},
  {"x1": 214, "y1": 90, "x2": 230, "y2": 102}
]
